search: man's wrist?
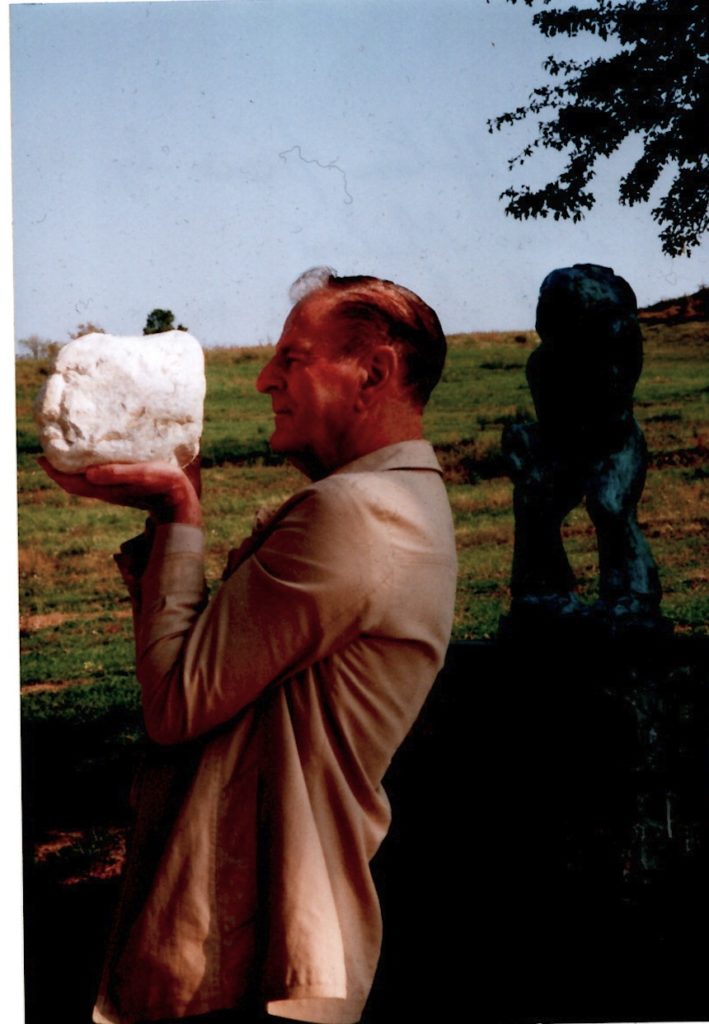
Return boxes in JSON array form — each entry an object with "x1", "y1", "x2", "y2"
[
  {"x1": 165, "y1": 502, "x2": 203, "y2": 526},
  {"x1": 150, "y1": 481, "x2": 203, "y2": 526}
]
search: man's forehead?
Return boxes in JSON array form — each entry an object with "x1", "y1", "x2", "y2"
[{"x1": 278, "y1": 295, "x2": 343, "y2": 352}]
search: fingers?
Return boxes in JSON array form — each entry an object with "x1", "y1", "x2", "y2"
[
  {"x1": 38, "y1": 457, "x2": 189, "y2": 510},
  {"x1": 38, "y1": 457, "x2": 203, "y2": 524},
  {"x1": 84, "y1": 462, "x2": 183, "y2": 489},
  {"x1": 38, "y1": 457, "x2": 101, "y2": 498}
]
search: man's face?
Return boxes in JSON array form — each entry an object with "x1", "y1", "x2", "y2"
[{"x1": 256, "y1": 293, "x2": 365, "y2": 478}]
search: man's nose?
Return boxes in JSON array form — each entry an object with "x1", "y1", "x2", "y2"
[{"x1": 256, "y1": 356, "x2": 280, "y2": 393}]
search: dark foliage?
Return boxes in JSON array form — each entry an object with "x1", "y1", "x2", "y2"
[
  {"x1": 488, "y1": 0, "x2": 709, "y2": 256},
  {"x1": 143, "y1": 309, "x2": 189, "y2": 335}
]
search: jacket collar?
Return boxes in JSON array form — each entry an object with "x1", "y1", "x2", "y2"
[{"x1": 331, "y1": 439, "x2": 443, "y2": 477}]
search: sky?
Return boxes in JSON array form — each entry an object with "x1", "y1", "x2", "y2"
[{"x1": 9, "y1": 0, "x2": 709, "y2": 353}]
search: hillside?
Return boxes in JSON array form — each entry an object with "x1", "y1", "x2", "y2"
[
  {"x1": 638, "y1": 285, "x2": 709, "y2": 325},
  {"x1": 17, "y1": 321, "x2": 708, "y2": 651}
]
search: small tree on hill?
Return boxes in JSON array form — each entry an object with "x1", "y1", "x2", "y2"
[
  {"x1": 488, "y1": 0, "x2": 709, "y2": 256},
  {"x1": 143, "y1": 309, "x2": 189, "y2": 335},
  {"x1": 69, "y1": 322, "x2": 106, "y2": 339}
]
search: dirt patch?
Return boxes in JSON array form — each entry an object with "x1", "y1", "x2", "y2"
[
  {"x1": 35, "y1": 829, "x2": 86, "y2": 860},
  {"x1": 20, "y1": 609, "x2": 132, "y2": 633},
  {"x1": 35, "y1": 826, "x2": 127, "y2": 885},
  {"x1": 21, "y1": 677, "x2": 95, "y2": 693}
]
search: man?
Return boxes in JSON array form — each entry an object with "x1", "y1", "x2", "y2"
[{"x1": 41, "y1": 269, "x2": 458, "y2": 1024}]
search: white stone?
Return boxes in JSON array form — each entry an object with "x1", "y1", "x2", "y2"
[{"x1": 35, "y1": 331, "x2": 206, "y2": 473}]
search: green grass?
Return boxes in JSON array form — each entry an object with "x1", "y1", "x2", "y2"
[{"x1": 17, "y1": 323, "x2": 708, "y2": 732}]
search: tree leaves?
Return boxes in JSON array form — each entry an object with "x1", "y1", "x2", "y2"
[
  {"x1": 489, "y1": 0, "x2": 709, "y2": 256},
  {"x1": 143, "y1": 309, "x2": 189, "y2": 335}
]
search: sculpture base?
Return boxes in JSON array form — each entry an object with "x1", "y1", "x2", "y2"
[
  {"x1": 367, "y1": 634, "x2": 709, "y2": 1022},
  {"x1": 498, "y1": 602, "x2": 675, "y2": 644}
]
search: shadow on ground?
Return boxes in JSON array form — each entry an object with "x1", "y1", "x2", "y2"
[{"x1": 23, "y1": 636, "x2": 709, "y2": 1023}]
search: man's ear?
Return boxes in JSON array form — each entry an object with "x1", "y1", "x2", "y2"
[{"x1": 356, "y1": 345, "x2": 399, "y2": 408}]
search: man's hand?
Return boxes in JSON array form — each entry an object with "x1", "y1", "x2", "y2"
[{"x1": 38, "y1": 457, "x2": 203, "y2": 526}]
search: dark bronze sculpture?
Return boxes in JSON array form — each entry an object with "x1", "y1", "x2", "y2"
[{"x1": 502, "y1": 263, "x2": 665, "y2": 634}]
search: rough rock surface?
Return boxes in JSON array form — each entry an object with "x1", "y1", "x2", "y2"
[{"x1": 35, "y1": 331, "x2": 206, "y2": 473}]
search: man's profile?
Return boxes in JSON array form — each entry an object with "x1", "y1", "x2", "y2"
[{"x1": 41, "y1": 269, "x2": 458, "y2": 1024}]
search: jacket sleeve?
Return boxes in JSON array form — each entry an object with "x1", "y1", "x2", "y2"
[
  {"x1": 133, "y1": 483, "x2": 390, "y2": 745},
  {"x1": 113, "y1": 518, "x2": 158, "y2": 627}
]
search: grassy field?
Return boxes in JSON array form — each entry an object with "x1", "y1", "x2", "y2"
[{"x1": 17, "y1": 323, "x2": 708, "y2": 880}]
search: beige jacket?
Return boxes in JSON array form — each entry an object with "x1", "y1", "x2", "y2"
[{"x1": 93, "y1": 440, "x2": 457, "y2": 1024}]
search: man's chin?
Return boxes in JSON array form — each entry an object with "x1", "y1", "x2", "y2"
[
  {"x1": 268, "y1": 432, "x2": 295, "y2": 456},
  {"x1": 268, "y1": 437, "x2": 322, "y2": 480}
]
